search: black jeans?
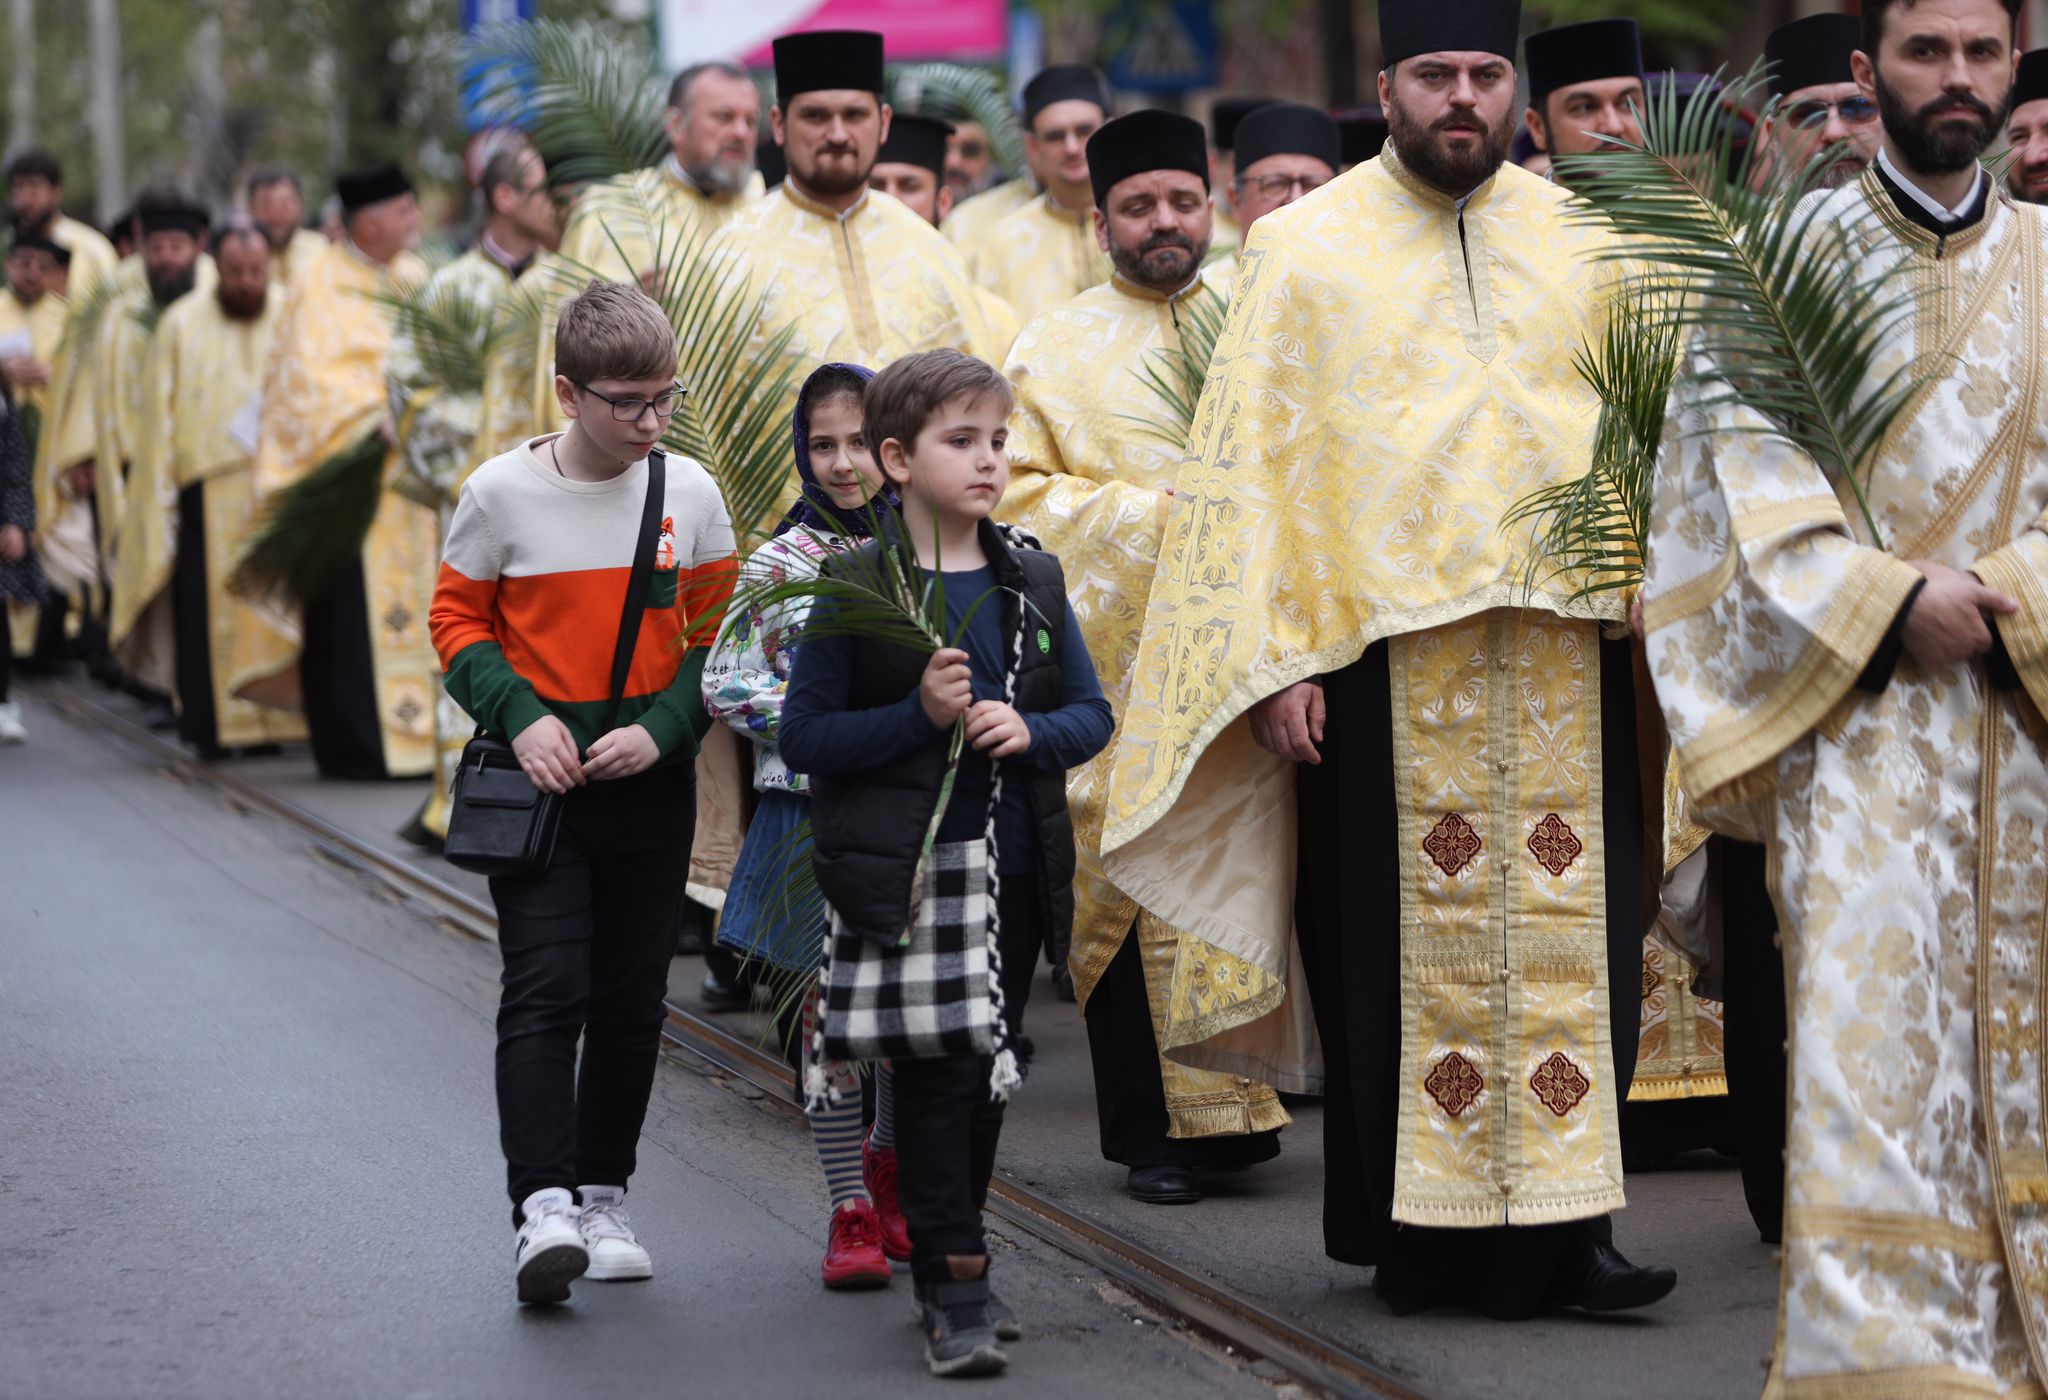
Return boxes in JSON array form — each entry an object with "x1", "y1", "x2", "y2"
[
  {"x1": 893, "y1": 882, "x2": 1041, "y2": 1285},
  {"x1": 489, "y1": 764, "x2": 694, "y2": 1219}
]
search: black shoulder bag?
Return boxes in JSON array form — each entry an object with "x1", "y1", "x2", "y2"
[{"x1": 443, "y1": 450, "x2": 668, "y2": 878}]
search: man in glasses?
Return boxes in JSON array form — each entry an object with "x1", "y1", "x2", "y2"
[
  {"x1": 1226, "y1": 102, "x2": 1342, "y2": 249},
  {"x1": 1521, "y1": 18, "x2": 1646, "y2": 190},
  {"x1": 1763, "y1": 12, "x2": 1880, "y2": 188},
  {"x1": 998, "y1": 110, "x2": 1291, "y2": 1207},
  {"x1": 2003, "y1": 48, "x2": 2048, "y2": 203}
]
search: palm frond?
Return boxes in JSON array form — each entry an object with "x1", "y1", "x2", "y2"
[
  {"x1": 462, "y1": 19, "x2": 667, "y2": 190},
  {"x1": 17, "y1": 401, "x2": 40, "y2": 466},
  {"x1": 231, "y1": 430, "x2": 386, "y2": 605},
  {"x1": 1506, "y1": 281, "x2": 1685, "y2": 600},
  {"x1": 1552, "y1": 62, "x2": 1928, "y2": 548},
  {"x1": 889, "y1": 62, "x2": 1027, "y2": 180},
  {"x1": 378, "y1": 275, "x2": 500, "y2": 400},
  {"x1": 57, "y1": 261, "x2": 140, "y2": 360},
  {"x1": 1119, "y1": 280, "x2": 1229, "y2": 450}
]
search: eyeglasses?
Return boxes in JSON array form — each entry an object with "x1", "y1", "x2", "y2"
[
  {"x1": 1783, "y1": 96, "x2": 1880, "y2": 130},
  {"x1": 576, "y1": 381, "x2": 685, "y2": 421},
  {"x1": 952, "y1": 139, "x2": 988, "y2": 161},
  {"x1": 1233, "y1": 172, "x2": 1330, "y2": 199}
]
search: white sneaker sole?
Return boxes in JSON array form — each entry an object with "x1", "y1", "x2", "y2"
[
  {"x1": 516, "y1": 1240, "x2": 589, "y2": 1304},
  {"x1": 584, "y1": 1255, "x2": 653, "y2": 1281},
  {"x1": 925, "y1": 1341, "x2": 1008, "y2": 1378}
]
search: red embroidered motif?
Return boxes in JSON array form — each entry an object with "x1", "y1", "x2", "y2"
[
  {"x1": 1527, "y1": 813, "x2": 1584, "y2": 877},
  {"x1": 1423, "y1": 813, "x2": 1483, "y2": 877},
  {"x1": 1529, "y1": 1052, "x2": 1592, "y2": 1116},
  {"x1": 1424, "y1": 1052, "x2": 1485, "y2": 1117}
]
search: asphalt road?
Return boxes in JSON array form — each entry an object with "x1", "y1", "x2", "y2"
[{"x1": 0, "y1": 692, "x2": 1280, "y2": 1400}]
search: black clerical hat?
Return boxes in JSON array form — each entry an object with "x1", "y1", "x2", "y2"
[
  {"x1": 6, "y1": 229, "x2": 69, "y2": 266},
  {"x1": 773, "y1": 30, "x2": 885, "y2": 104},
  {"x1": 1022, "y1": 64, "x2": 1110, "y2": 127},
  {"x1": 1086, "y1": 109, "x2": 1208, "y2": 209},
  {"x1": 1524, "y1": 18, "x2": 1644, "y2": 107},
  {"x1": 335, "y1": 164, "x2": 414, "y2": 216},
  {"x1": 1379, "y1": 0, "x2": 1520, "y2": 70},
  {"x1": 1234, "y1": 103, "x2": 1340, "y2": 175},
  {"x1": 1331, "y1": 106, "x2": 1390, "y2": 166},
  {"x1": 1765, "y1": 14, "x2": 1862, "y2": 98},
  {"x1": 878, "y1": 113, "x2": 954, "y2": 179},
  {"x1": 2018, "y1": 48, "x2": 2048, "y2": 109},
  {"x1": 136, "y1": 196, "x2": 211, "y2": 238},
  {"x1": 1211, "y1": 96, "x2": 1278, "y2": 150}
]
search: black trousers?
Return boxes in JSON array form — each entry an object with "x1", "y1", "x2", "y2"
[
  {"x1": 299, "y1": 557, "x2": 387, "y2": 780},
  {"x1": 1296, "y1": 639, "x2": 1642, "y2": 1307},
  {"x1": 0, "y1": 619, "x2": 11, "y2": 701},
  {"x1": 489, "y1": 764, "x2": 694, "y2": 1218},
  {"x1": 893, "y1": 882, "x2": 1040, "y2": 1285},
  {"x1": 1717, "y1": 836, "x2": 1787, "y2": 1243},
  {"x1": 171, "y1": 483, "x2": 218, "y2": 752},
  {"x1": 1086, "y1": 926, "x2": 1283, "y2": 1170}
]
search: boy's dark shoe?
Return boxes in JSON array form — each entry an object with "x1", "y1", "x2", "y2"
[
  {"x1": 921, "y1": 1276, "x2": 1008, "y2": 1377},
  {"x1": 986, "y1": 1290, "x2": 1022, "y2": 1341}
]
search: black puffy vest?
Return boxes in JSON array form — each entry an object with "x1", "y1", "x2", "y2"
[{"x1": 808, "y1": 519, "x2": 1078, "y2": 954}]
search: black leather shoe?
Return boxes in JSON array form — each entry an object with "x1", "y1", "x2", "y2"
[
  {"x1": 698, "y1": 971, "x2": 748, "y2": 1012},
  {"x1": 1557, "y1": 1241, "x2": 1677, "y2": 1312},
  {"x1": 1126, "y1": 1166, "x2": 1201, "y2": 1204}
]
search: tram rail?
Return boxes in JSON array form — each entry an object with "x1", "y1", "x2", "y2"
[{"x1": 35, "y1": 676, "x2": 1430, "y2": 1400}]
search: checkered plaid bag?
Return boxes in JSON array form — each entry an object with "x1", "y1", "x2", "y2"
[{"x1": 818, "y1": 837, "x2": 1000, "y2": 1064}]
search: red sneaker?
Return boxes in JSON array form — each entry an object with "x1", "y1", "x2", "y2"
[
  {"x1": 864, "y1": 1131, "x2": 913, "y2": 1262},
  {"x1": 821, "y1": 1200, "x2": 892, "y2": 1290}
]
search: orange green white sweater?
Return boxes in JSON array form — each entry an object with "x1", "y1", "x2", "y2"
[{"x1": 429, "y1": 438, "x2": 738, "y2": 766}]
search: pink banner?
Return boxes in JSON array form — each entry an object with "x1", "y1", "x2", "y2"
[{"x1": 740, "y1": 0, "x2": 1008, "y2": 64}]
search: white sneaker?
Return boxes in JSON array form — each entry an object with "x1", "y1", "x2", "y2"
[
  {"x1": 0, "y1": 701, "x2": 24, "y2": 745},
  {"x1": 515, "y1": 1187, "x2": 589, "y2": 1304},
  {"x1": 578, "y1": 1185, "x2": 653, "y2": 1281}
]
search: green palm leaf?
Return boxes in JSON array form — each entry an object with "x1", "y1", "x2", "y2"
[
  {"x1": 1120, "y1": 281, "x2": 1229, "y2": 450},
  {"x1": 889, "y1": 62, "x2": 1027, "y2": 180},
  {"x1": 231, "y1": 430, "x2": 386, "y2": 605},
  {"x1": 377, "y1": 274, "x2": 499, "y2": 400},
  {"x1": 462, "y1": 19, "x2": 667, "y2": 190},
  {"x1": 1550, "y1": 62, "x2": 1928, "y2": 549}
]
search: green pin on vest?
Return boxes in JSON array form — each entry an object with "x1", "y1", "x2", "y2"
[{"x1": 1036, "y1": 628, "x2": 1051, "y2": 654}]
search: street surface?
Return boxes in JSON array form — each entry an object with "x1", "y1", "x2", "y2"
[{"x1": 1, "y1": 684, "x2": 1779, "y2": 1397}]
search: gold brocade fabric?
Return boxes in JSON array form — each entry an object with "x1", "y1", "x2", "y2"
[
  {"x1": 28, "y1": 241, "x2": 128, "y2": 607},
  {"x1": 999, "y1": 265, "x2": 1287, "y2": 1140},
  {"x1": 1646, "y1": 176, "x2": 2048, "y2": 1396},
  {"x1": 945, "y1": 179, "x2": 1034, "y2": 261},
  {"x1": 1097, "y1": 146, "x2": 1624, "y2": 1093},
  {"x1": 1386, "y1": 611, "x2": 1625, "y2": 1226},
  {"x1": 126, "y1": 292, "x2": 304, "y2": 746},
  {"x1": 974, "y1": 287, "x2": 1021, "y2": 365},
  {"x1": 0, "y1": 289, "x2": 64, "y2": 420},
  {"x1": 531, "y1": 163, "x2": 763, "y2": 436},
  {"x1": 236, "y1": 241, "x2": 437, "y2": 778},
  {"x1": 50, "y1": 216, "x2": 118, "y2": 302},
  {"x1": 1630, "y1": 765, "x2": 1725, "y2": 1103},
  {"x1": 972, "y1": 193, "x2": 1112, "y2": 328},
  {"x1": 689, "y1": 184, "x2": 996, "y2": 535},
  {"x1": 272, "y1": 228, "x2": 330, "y2": 288}
]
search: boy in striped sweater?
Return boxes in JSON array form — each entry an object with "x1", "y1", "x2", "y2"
[{"x1": 429, "y1": 281, "x2": 737, "y2": 1304}]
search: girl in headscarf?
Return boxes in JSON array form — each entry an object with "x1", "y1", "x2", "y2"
[{"x1": 702, "y1": 363, "x2": 906, "y2": 1290}]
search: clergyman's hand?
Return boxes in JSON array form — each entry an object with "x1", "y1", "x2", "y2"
[
  {"x1": 1248, "y1": 681, "x2": 1325, "y2": 765},
  {"x1": 0, "y1": 524, "x2": 25, "y2": 564},
  {"x1": 1902, "y1": 560, "x2": 2018, "y2": 671}
]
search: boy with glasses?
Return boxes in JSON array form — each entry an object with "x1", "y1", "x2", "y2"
[{"x1": 430, "y1": 280, "x2": 737, "y2": 1303}]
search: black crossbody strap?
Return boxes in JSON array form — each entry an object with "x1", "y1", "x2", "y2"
[{"x1": 599, "y1": 449, "x2": 667, "y2": 736}]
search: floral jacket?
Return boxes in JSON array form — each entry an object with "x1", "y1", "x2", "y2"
[{"x1": 701, "y1": 528, "x2": 844, "y2": 794}]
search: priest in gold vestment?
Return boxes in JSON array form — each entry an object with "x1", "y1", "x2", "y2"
[
  {"x1": 130, "y1": 226, "x2": 308, "y2": 754},
  {"x1": 2, "y1": 232, "x2": 66, "y2": 659},
  {"x1": 1099, "y1": 1, "x2": 1673, "y2": 1317},
  {"x1": 1001, "y1": 110, "x2": 1287, "y2": 1204},
  {"x1": 238, "y1": 164, "x2": 435, "y2": 781},
  {"x1": 971, "y1": 67, "x2": 1112, "y2": 326},
  {"x1": 1645, "y1": 9, "x2": 2048, "y2": 1389},
  {"x1": 535, "y1": 60, "x2": 764, "y2": 437}
]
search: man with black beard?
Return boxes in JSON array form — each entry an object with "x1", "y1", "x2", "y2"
[
  {"x1": 2004, "y1": 48, "x2": 2048, "y2": 202},
  {"x1": 120, "y1": 224, "x2": 306, "y2": 756},
  {"x1": 103, "y1": 194, "x2": 212, "y2": 704},
  {"x1": 998, "y1": 110, "x2": 1291, "y2": 1206},
  {"x1": 1091, "y1": 0, "x2": 1675, "y2": 1318}
]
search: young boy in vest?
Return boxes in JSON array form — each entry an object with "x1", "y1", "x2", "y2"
[
  {"x1": 779, "y1": 349, "x2": 1112, "y2": 1376},
  {"x1": 429, "y1": 280, "x2": 737, "y2": 1304}
]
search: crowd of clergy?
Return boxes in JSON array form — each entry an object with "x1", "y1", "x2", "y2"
[{"x1": 6, "y1": 0, "x2": 2048, "y2": 1390}]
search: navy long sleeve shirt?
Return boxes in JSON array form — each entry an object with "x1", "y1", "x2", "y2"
[{"x1": 779, "y1": 564, "x2": 1112, "y2": 874}]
